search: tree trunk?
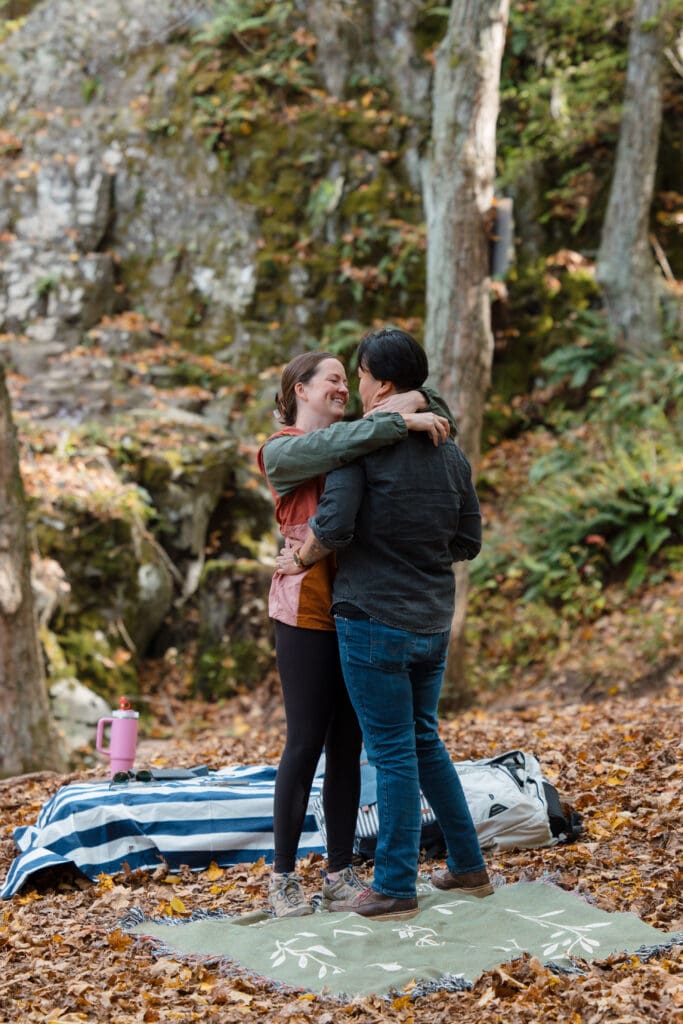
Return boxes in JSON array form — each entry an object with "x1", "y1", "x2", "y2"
[
  {"x1": 0, "y1": 364, "x2": 66, "y2": 777},
  {"x1": 596, "y1": 0, "x2": 665, "y2": 352},
  {"x1": 421, "y1": 0, "x2": 510, "y2": 706}
]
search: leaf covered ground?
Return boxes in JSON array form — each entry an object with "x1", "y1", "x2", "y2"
[{"x1": 1, "y1": 661, "x2": 681, "y2": 1023}]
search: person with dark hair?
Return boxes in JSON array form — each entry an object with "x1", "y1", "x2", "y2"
[
  {"x1": 356, "y1": 325, "x2": 429, "y2": 392},
  {"x1": 258, "y1": 348, "x2": 452, "y2": 917},
  {"x1": 276, "y1": 327, "x2": 492, "y2": 921}
]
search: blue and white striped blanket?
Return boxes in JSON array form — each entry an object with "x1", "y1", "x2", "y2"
[
  {"x1": 2, "y1": 750, "x2": 578, "y2": 899},
  {"x1": 1, "y1": 765, "x2": 324, "y2": 899}
]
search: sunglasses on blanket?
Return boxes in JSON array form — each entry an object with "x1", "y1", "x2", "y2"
[{"x1": 111, "y1": 769, "x2": 153, "y2": 784}]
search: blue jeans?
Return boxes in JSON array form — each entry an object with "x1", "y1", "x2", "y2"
[{"x1": 335, "y1": 615, "x2": 487, "y2": 899}]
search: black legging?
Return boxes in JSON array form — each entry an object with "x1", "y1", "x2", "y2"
[{"x1": 273, "y1": 621, "x2": 362, "y2": 873}]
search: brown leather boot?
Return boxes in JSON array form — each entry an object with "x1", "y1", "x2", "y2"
[
  {"x1": 328, "y1": 886, "x2": 419, "y2": 920},
  {"x1": 430, "y1": 867, "x2": 493, "y2": 897}
]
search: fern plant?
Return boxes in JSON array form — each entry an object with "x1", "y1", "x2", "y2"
[
  {"x1": 473, "y1": 418, "x2": 683, "y2": 614},
  {"x1": 540, "y1": 310, "x2": 616, "y2": 389},
  {"x1": 588, "y1": 344, "x2": 683, "y2": 431},
  {"x1": 519, "y1": 425, "x2": 683, "y2": 600}
]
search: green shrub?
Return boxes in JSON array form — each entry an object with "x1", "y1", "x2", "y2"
[
  {"x1": 587, "y1": 345, "x2": 683, "y2": 430},
  {"x1": 474, "y1": 416, "x2": 683, "y2": 613},
  {"x1": 531, "y1": 427, "x2": 681, "y2": 595}
]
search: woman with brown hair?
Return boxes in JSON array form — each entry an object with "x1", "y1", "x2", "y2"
[{"x1": 258, "y1": 349, "x2": 450, "y2": 917}]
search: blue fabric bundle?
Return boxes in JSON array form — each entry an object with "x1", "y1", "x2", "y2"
[{"x1": 1, "y1": 765, "x2": 324, "y2": 899}]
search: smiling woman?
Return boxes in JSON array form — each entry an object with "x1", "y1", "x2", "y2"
[{"x1": 292, "y1": 356, "x2": 350, "y2": 429}]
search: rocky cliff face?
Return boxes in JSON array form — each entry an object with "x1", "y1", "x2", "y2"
[{"x1": 1, "y1": 1, "x2": 262, "y2": 401}]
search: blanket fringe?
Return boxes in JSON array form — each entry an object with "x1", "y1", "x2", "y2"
[
  {"x1": 409, "y1": 974, "x2": 472, "y2": 998},
  {"x1": 121, "y1": 906, "x2": 235, "y2": 930},
  {"x1": 634, "y1": 932, "x2": 683, "y2": 958},
  {"x1": 545, "y1": 930, "x2": 683, "y2": 976}
]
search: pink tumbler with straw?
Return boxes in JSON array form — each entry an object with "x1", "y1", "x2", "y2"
[{"x1": 96, "y1": 697, "x2": 139, "y2": 777}]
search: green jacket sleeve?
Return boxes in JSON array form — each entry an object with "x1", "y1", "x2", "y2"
[
  {"x1": 420, "y1": 384, "x2": 458, "y2": 436},
  {"x1": 262, "y1": 413, "x2": 408, "y2": 497}
]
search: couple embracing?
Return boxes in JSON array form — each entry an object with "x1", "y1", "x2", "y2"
[{"x1": 257, "y1": 326, "x2": 492, "y2": 921}]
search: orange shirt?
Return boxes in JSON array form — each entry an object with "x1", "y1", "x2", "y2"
[{"x1": 258, "y1": 428, "x2": 336, "y2": 631}]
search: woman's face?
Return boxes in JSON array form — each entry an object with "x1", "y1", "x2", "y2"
[{"x1": 297, "y1": 358, "x2": 349, "y2": 424}]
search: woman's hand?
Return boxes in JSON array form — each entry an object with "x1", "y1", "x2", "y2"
[
  {"x1": 369, "y1": 390, "x2": 427, "y2": 416},
  {"x1": 275, "y1": 546, "x2": 306, "y2": 575},
  {"x1": 401, "y1": 411, "x2": 450, "y2": 446},
  {"x1": 368, "y1": 390, "x2": 449, "y2": 444}
]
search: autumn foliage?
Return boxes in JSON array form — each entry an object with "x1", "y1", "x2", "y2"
[{"x1": 0, "y1": 665, "x2": 680, "y2": 1023}]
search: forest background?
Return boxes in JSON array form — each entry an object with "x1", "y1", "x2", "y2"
[{"x1": 0, "y1": 1, "x2": 681, "y2": 1021}]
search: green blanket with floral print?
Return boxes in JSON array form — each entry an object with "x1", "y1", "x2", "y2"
[{"x1": 126, "y1": 881, "x2": 681, "y2": 998}]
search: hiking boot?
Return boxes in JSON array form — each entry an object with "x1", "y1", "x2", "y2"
[
  {"x1": 430, "y1": 867, "x2": 493, "y2": 897},
  {"x1": 268, "y1": 872, "x2": 314, "y2": 918},
  {"x1": 328, "y1": 886, "x2": 418, "y2": 920},
  {"x1": 321, "y1": 866, "x2": 365, "y2": 908}
]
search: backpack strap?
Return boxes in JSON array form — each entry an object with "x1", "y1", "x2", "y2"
[{"x1": 543, "y1": 780, "x2": 583, "y2": 840}]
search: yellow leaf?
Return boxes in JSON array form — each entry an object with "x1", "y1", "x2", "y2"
[
  {"x1": 391, "y1": 994, "x2": 412, "y2": 1009},
  {"x1": 169, "y1": 896, "x2": 187, "y2": 915},
  {"x1": 18, "y1": 890, "x2": 42, "y2": 904},
  {"x1": 203, "y1": 861, "x2": 224, "y2": 881},
  {"x1": 108, "y1": 928, "x2": 133, "y2": 950},
  {"x1": 609, "y1": 814, "x2": 631, "y2": 829}
]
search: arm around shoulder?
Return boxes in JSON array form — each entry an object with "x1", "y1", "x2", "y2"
[{"x1": 261, "y1": 415, "x2": 406, "y2": 496}]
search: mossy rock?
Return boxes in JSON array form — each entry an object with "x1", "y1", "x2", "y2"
[
  {"x1": 55, "y1": 627, "x2": 140, "y2": 708},
  {"x1": 194, "y1": 556, "x2": 273, "y2": 699},
  {"x1": 31, "y1": 495, "x2": 173, "y2": 670}
]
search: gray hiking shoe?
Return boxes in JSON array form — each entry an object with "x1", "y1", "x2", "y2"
[
  {"x1": 268, "y1": 872, "x2": 314, "y2": 918},
  {"x1": 321, "y1": 866, "x2": 365, "y2": 908}
]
